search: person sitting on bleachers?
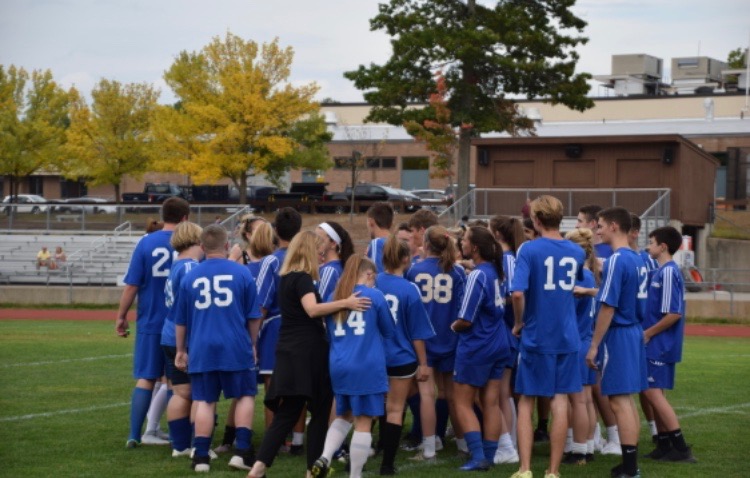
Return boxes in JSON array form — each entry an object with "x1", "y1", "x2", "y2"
[
  {"x1": 36, "y1": 246, "x2": 52, "y2": 269},
  {"x1": 50, "y1": 246, "x2": 67, "y2": 270}
]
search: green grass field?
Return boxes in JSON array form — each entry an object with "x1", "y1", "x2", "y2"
[{"x1": 1, "y1": 319, "x2": 748, "y2": 477}]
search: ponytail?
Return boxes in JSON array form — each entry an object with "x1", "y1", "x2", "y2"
[
  {"x1": 333, "y1": 254, "x2": 377, "y2": 324},
  {"x1": 424, "y1": 225, "x2": 455, "y2": 273},
  {"x1": 383, "y1": 234, "x2": 410, "y2": 273},
  {"x1": 490, "y1": 215, "x2": 526, "y2": 254},
  {"x1": 467, "y1": 226, "x2": 504, "y2": 281},
  {"x1": 324, "y1": 221, "x2": 354, "y2": 266}
]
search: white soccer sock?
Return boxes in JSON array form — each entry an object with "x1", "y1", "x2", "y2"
[
  {"x1": 422, "y1": 435, "x2": 436, "y2": 458},
  {"x1": 564, "y1": 428, "x2": 573, "y2": 453},
  {"x1": 146, "y1": 382, "x2": 168, "y2": 433},
  {"x1": 455, "y1": 437, "x2": 468, "y2": 453},
  {"x1": 509, "y1": 397, "x2": 518, "y2": 448},
  {"x1": 498, "y1": 433, "x2": 515, "y2": 452},
  {"x1": 606, "y1": 425, "x2": 620, "y2": 444},
  {"x1": 572, "y1": 442, "x2": 587, "y2": 455},
  {"x1": 292, "y1": 432, "x2": 304, "y2": 446},
  {"x1": 648, "y1": 420, "x2": 657, "y2": 437},
  {"x1": 587, "y1": 439, "x2": 595, "y2": 454},
  {"x1": 321, "y1": 418, "x2": 352, "y2": 462},
  {"x1": 349, "y1": 431, "x2": 372, "y2": 478}
]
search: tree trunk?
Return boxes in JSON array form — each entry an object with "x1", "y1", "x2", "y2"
[
  {"x1": 114, "y1": 183, "x2": 121, "y2": 204},
  {"x1": 456, "y1": 0, "x2": 476, "y2": 203},
  {"x1": 239, "y1": 174, "x2": 248, "y2": 205}
]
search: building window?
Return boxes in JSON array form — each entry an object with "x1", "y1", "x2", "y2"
[
  {"x1": 301, "y1": 170, "x2": 320, "y2": 183},
  {"x1": 28, "y1": 176, "x2": 43, "y2": 196},
  {"x1": 60, "y1": 178, "x2": 87, "y2": 198},
  {"x1": 334, "y1": 157, "x2": 352, "y2": 169},
  {"x1": 334, "y1": 156, "x2": 397, "y2": 169},
  {"x1": 402, "y1": 156, "x2": 429, "y2": 170}
]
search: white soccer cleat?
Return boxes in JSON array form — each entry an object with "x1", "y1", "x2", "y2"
[
  {"x1": 155, "y1": 429, "x2": 170, "y2": 441},
  {"x1": 172, "y1": 448, "x2": 192, "y2": 458},
  {"x1": 600, "y1": 441, "x2": 622, "y2": 455},
  {"x1": 141, "y1": 430, "x2": 170, "y2": 445},
  {"x1": 494, "y1": 448, "x2": 520, "y2": 464},
  {"x1": 436, "y1": 436, "x2": 444, "y2": 452}
]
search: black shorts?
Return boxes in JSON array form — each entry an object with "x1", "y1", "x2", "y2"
[
  {"x1": 387, "y1": 362, "x2": 418, "y2": 379},
  {"x1": 162, "y1": 346, "x2": 190, "y2": 386}
]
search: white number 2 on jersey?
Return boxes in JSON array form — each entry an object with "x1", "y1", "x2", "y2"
[
  {"x1": 193, "y1": 275, "x2": 234, "y2": 310},
  {"x1": 151, "y1": 247, "x2": 173, "y2": 277},
  {"x1": 333, "y1": 311, "x2": 366, "y2": 337},
  {"x1": 543, "y1": 256, "x2": 577, "y2": 291},
  {"x1": 637, "y1": 266, "x2": 648, "y2": 299},
  {"x1": 415, "y1": 273, "x2": 453, "y2": 304}
]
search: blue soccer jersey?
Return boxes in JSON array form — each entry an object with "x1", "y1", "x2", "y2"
[
  {"x1": 255, "y1": 249, "x2": 284, "y2": 317},
  {"x1": 457, "y1": 262, "x2": 511, "y2": 364},
  {"x1": 325, "y1": 285, "x2": 395, "y2": 395},
  {"x1": 640, "y1": 250, "x2": 659, "y2": 273},
  {"x1": 501, "y1": 251, "x2": 517, "y2": 331},
  {"x1": 406, "y1": 257, "x2": 466, "y2": 358},
  {"x1": 595, "y1": 243, "x2": 613, "y2": 261},
  {"x1": 175, "y1": 258, "x2": 262, "y2": 373},
  {"x1": 644, "y1": 261, "x2": 685, "y2": 363},
  {"x1": 598, "y1": 248, "x2": 648, "y2": 327},
  {"x1": 123, "y1": 230, "x2": 176, "y2": 334},
  {"x1": 375, "y1": 272, "x2": 436, "y2": 367},
  {"x1": 574, "y1": 269, "x2": 596, "y2": 343},
  {"x1": 367, "y1": 237, "x2": 386, "y2": 273},
  {"x1": 318, "y1": 260, "x2": 343, "y2": 301},
  {"x1": 510, "y1": 237, "x2": 585, "y2": 354},
  {"x1": 247, "y1": 259, "x2": 263, "y2": 282},
  {"x1": 161, "y1": 258, "x2": 199, "y2": 347}
]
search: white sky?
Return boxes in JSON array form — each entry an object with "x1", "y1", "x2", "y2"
[{"x1": 1, "y1": 0, "x2": 748, "y2": 105}]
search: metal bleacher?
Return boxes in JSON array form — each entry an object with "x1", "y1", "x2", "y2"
[{"x1": 0, "y1": 225, "x2": 140, "y2": 286}]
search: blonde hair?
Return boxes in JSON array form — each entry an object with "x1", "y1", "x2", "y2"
[
  {"x1": 531, "y1": 195, "x2": 564, "y2": 229},
  {"x1": 170, "y1": 221, "x2": 203, "y2": 253},
  {"x1": 423, "y1": 225, "x2": 455, "y2": 273},
  {"x1": 249, "y1": 221, "x2": 275, "y2": 258},
  {"x1": 382, "y1": 234, "x2": 410, "y2": 272},
  {"x1": 565, "y1": 227, "x2": 601, "y2": 285},
  {"x1": 333, "y1": 255, "x2": 376, "y2": 324},
  {"x1": 280, "y1": 230, "x2": 319, "y2": 281}
]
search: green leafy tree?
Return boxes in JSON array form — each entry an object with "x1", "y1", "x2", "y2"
[
  {"x1": 0, "y1": 65, "x2": 69, "y2": 202},
  {"x1": 727, "y1": 47, "x2": 748, "y2": 69},
  {"x1": 156, "y1": 32, "x2": 330, "y2": 202},
  {"x1": 345, "y1": 0, "x2": 593, "y2": 199},
  {"x1": 63, "y1": 80, "x2": 159, "y2": 202}
]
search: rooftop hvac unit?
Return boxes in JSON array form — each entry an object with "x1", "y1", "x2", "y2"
[{"x1": 611, "y1": 54, "x2": 663, "y2": 78}]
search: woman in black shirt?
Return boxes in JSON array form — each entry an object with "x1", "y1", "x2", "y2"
[{"x1": 248, "y1": 231, "x2": 369, "y2": 478}]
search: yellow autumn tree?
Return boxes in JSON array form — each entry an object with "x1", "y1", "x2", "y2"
[
  {"x1": 63, "y1": 80, "x2": 159, "y2": 202},
  {"x1": 154, "y1": 32, "x2": 328, "y2": 203}
]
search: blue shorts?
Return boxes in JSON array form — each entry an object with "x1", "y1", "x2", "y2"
[
  {"x1": 190, "y1": 370, "x2": 257, "y2": 402},
  {"x1": 514, "y1": 350, "x2": 581, "y2": 397},
  {"x1": 335, "y1": 393, "x2": 385, "y2": 417},
  {"x1": 600, "y1": 325, "x2": 648, "y2": 396},
  {"x1": 454, "y1": 357, "x2": 507, "y2": 387},
  {"x1": 258, "y1": 316, "x2": 281, "y2": 375},
  {"x1": 134, "y1": 332, "x2": 165, "y2": 380},
  {"x1": 579, "y1": 341, "x2": 597, "y2": 387},
  {"x1": 647, "y1": 359, "x2": 675, "y2": 390},
  {"x1": 427, "y1": 352, "x2": 455, "y2": 374},
  {"x1": 162, "y1": 346, "x2": 190, "y2": 386}
]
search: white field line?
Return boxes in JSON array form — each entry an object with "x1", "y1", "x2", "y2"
[
  {"x1": 678, "y1": 402, "x2": 750, "y2": 419},
  {"x1": 1, "y1": 353, "x2": 132, "y2": 368},
  {"x1": 0, "y1": 402, "x2": 130, "y2": 422}
]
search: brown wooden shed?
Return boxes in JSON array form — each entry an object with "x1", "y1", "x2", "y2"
[{"x1": 472, "y1": 134, "x2": 718, "y2": 226}]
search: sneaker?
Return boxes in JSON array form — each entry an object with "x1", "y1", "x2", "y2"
[
  {"x1": 561, "y1": 452, "x2": 587, "y2": 465},
  {"x1": 379, "y1": 464, "x2": 397, "y2": 475},
  {"x1": 600, "y1": 441, "x2": 622, "y2": 455},
  {"x1": 172, "y1": 448, "x2": 192, "y2": 458},
  {"x1": 533, "y1": 429, "x2": 550, "y2": 443},
  {"x1": 213, "y1": 443, "x2": 233, "y2": 454},
  {"x1": 544, "y1": 472, "x2": 560, "y2": 478},
  {"x1": 510, "y1": 471, "x2": 533, "y2": 478},
  {"x1": 155, "y1": 429, "x2": 170, "y2": 441},
  {"x1": 311, "y1": 457, "x2": 332, "y2": 478},
  {"x1": 401, "y1": 436, "x2": 422, "y2": 451},
  {"x1": 228, "y1": 447, "x2": 256, "y2": 471},
  {"x1": 191, "y1": 454, "x2": 211, "y2": 473},
  {"x1": 141, "y1": 430, "x2": 170, "y2": 445},
  {"x1": 190, "y1": 447, "x2": 219, "y2": 460},
  {"x1": 657, "y1": 446, "x2": 697, "y2": 463},
  {"x1": 493, "y1": 447, "x2": 520, "y2": 464},
  {"x1": 408, "y1": 452, "x2": 437, "y2": 463},
  {"x1": 334, "y1": 448, "x2": 349, "y2": 464},
  {"x1": 289, "y1": 444, "x2": 304, "y2": 456},
  {"x1": 125, "y1": 439, "x2": 139, "y2": 449},
  {"x1": 612, "y1": 470, "x2": 640, "y2": 478},
  {"x1": 643, "y1": 445, "x2": 671, "y2": 460},
  {"x1": 458, "y1": 458, "x2": 490, "y2": 471}
]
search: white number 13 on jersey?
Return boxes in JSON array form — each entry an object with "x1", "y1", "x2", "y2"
[
  {"x1": 333, "y1": 311, "x2": 366, "y2": 337},
  {"x1": 543, "y1": 256, "x2": 577, "y2": 291}
]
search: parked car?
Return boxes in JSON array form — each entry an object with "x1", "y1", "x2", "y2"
[
  {"x1": 53, "y1": 197, "x2": 117, "y2": 214},
  {"x1": 322, "y1": 183, "x2": 419, "y2": 213},
  {"x1": 444, "y1": 183, "x2": 476, "y2": 202},
  {"x1": 228, "y1": 185, "x2": 279, "y2": 202},
  {"x1": 122, "y1": 183, "x2": 192, "y2": 203},
  {"x1": 411, "y1": 189, "x2": 449, "y2": 212},
  {"x1": 2, "y1": 194, "x2": 48, "y2": 214}
]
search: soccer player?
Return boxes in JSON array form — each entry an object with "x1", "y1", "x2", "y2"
[
  {"x1": 586, "y1": 207, "x2": 649, "y2": 478},
  {"x1": 407, "y1": 209, "x2": 439, "y2": 262},
  {"x1": 452, "y1": 226, "x2": 512, "y2": 471},
  {"x1": 577, "y1": 205, "x2": 613, "y2": 261},
  {"x1": 116, "y1": 197, "x2": 190, "y2": 448},
  {"x1": 311, "y1": 256, "x2": 395, "y2": 478},
  {"x1": 160, "y1": 221, "x2": 203, "y2": 458},
  {"x1": 375, "y1": 234, "x2": 435, "y2": 475},
  {"x1": 174, "y1": 225, "x2": 263, "y2": 473},
  {"x1": 510, "y1": 195, "x2": 585, "y2": 478},
  {"x1": 629, "y1": 214, "x2": 659, "y2": 273},
  {"x1": 406, "y1": 224, "x2": 467, "y2": 460},
  {"x1": 642, "y1": 226, "x2": 696, "y2": 463},
  {"x1": 366, "y1": 201, "x2": 395, "y2": 273},
  {"x1": 316, "y1": 221, "x2": 354, "y2": 301}
]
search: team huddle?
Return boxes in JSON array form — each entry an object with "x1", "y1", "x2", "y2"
[{"x1": 116, "y1": 195, "x2": 694, "y2": 478}]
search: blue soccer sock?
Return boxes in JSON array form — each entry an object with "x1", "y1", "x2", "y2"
[
  {"x1": 169, "y1": 416, "x2": 192, "y2": 452},
  {"x1": 406, "y1": 393, "x2": 422, "y2": 440},
  {"x1": 435, "y1": 398, "x2": 449, "y2": 439},
  {"x1": 129, "y1": 387, "x2": 153, "y2": 441},
  {"x1": 464, "y1": 431, "x2": 484, "y2": 463},
  {"x1": 482, "y1": 439, "x2": 498, "y2": 462},
  {"x1": 193, "y1": 436, "x2": 211, "y2": 458},
  {"x1": 235, "y1": 427, "x2": 254, "y2": 451}
]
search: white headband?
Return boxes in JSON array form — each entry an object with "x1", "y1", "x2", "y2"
[{"x1": 319, "y1": 222, "x2": 341, "y2": 245}]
